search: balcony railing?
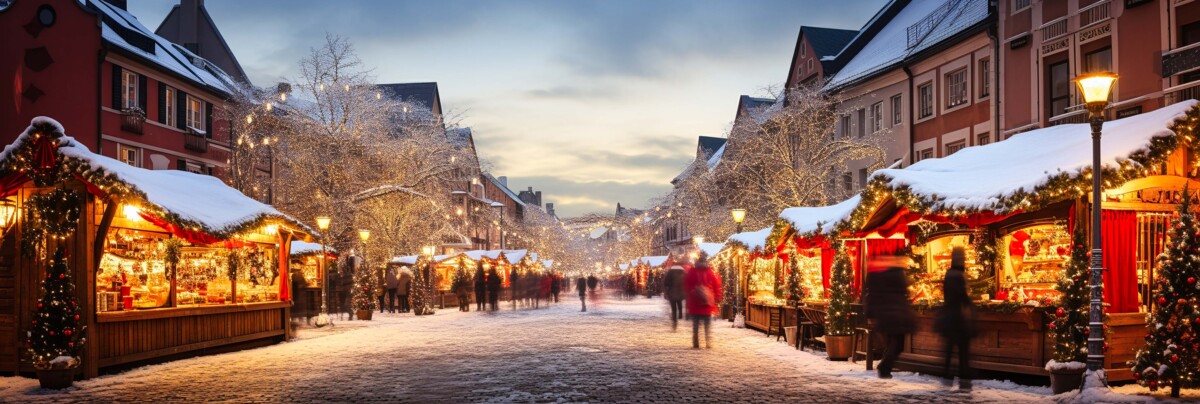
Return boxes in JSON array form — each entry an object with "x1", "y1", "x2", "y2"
[
  {"x1": 120, "y1": 108, "x2": 145, "y2": 135},
  {"x1": 1165, "y1": 80, "x2": 1200, "y2": 105},
  {"x1": 1047, "y1": 109, "x2": 1088, "y2": 126},
  {"x1": 1079, "y1": 0, "x2": 1111, "y2": 28},
  {"x1": 1040, "y1": 17, "x2": 1068, "y2": 41},
  {"x1": 184, "y1": 128, "x2": 208, "y2": 153}
]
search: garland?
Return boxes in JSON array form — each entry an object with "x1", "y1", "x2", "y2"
[{"x1": 20, "y1": 188, "x2": 83, "y2": 258}]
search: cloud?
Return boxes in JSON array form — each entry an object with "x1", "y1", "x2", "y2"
[
  {"x1": 506, "y1": 175, "x2": 672, "y2": 218},
  {"x1": 525, "y1": 85, "x2": 622, "y2": 100}
]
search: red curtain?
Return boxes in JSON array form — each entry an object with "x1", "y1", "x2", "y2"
[
  {"x1": 845, "y1": 240, "x2": 862, "y2": 292},
  {"x1": 868, "y1": 238, "x2": 907, "y2": 257},
  {"x1": 821, "y1": 247, "x2": 834, "y2": 295},
  {"x1": 1102, "y1": 210, "x2": 1138, "y2": 313},
  {"x1": 0, "y1": 172, "x2": 28, "y2": 198}
]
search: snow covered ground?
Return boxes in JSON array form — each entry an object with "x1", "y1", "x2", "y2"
[{"x1": 0, "y1": 293, "x2": 1195, "y2": 403}]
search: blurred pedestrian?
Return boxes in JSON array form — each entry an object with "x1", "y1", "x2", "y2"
[
  {"x1": 511, "y1": 267, "x2": 521, "y2": 310},
  {"x1": 385, "y1": 265, "x2": 399, "y2": 313},
  {"x1": 290, "y1": 268, "x2": 310, "y2": 325},
  {"x1": 936, "y1": 247, "x2": 977, "y2": 391},
  {"x1": 487, "y1": 267, "x2": 502, "y2": 311},
  {"x1": 587, "y1": 274, "x2": 598, "y2": 292},
  {"x1": 375, "y1": 269, "x2": 387, "y2": 314},
  {"x1": 576, "y1": 276, "x2": 588, "y2": 312},
  {"x1": 453, "y1": 269, "x2": 472, "y2": 312},
  {"x1": 337, "y1": 259, "x2": 354, "y2": 320},
  {"x1": 865, "y1": 255, "x2": 916, "y2": 379},
  {"x1": 664, "y1": 263, "x2": 686, "y2": 331},
  {"x1": 550, "y1": 272, "x2": 561, "y2": 303},
  {"x1": 397, "y1": 267, "x2": 412, "y2": 313},
  {"x1": 474, "y1": 263, "x2": 487, "y2": 311},
  {"x1": 685, "y1": 253, "x2": 722, "y2": 349}
]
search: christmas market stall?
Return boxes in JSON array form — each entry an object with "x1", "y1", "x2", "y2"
[
  {"x1": 2, "y1": 118, "x2": 314, "y2": 379},
  {"x1": 724, "y1": 227, "x2": 788, "y2": 332},
  {"x1": 288, "y1": 240, "x2": 337, "y2": 321},
  {"x1": 845, "y1": 100, "x2": 1200, "y2": 381},
  {"x1": 637, "y1": 255, "x2": 670, "y2": 297},
  {"x1": 769, "y1": 195, "x2": 863, "y2": 305}
]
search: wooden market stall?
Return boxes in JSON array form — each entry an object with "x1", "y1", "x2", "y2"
[
  {"x1": 724, "y1": 227, "x2": 790, "y2": 331},
  {"x1": 844, "y1": 100, "x2": 1200, "y2": 381},
  {"x1": 0, "y1": 117, "x2": 314, "y2": 378},
  {"x1": 288, "y1": 240, "x2": 337, "y2": 320}
]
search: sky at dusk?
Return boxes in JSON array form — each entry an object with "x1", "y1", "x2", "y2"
[{"x1": 129, "y1": 0, "x2": 886, "y2": 217}]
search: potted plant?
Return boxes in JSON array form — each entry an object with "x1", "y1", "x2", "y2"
[
  {"x1": 824, "y1": 247, "x2": 854, "y2": 360},
  {"x1": 1045, "y1": 229, "x2": 1089, "y2": 394},
  {"x1": 28, "y1": 248, "x2": 86, "y2": 389}
]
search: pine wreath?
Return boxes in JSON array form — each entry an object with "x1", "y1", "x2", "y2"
[{"x1": 20, "y1": 188, "x2": 83, "y2": 258}]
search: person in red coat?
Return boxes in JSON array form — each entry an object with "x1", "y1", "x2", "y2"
[{"x1": 684, "y1": 253, "x2": 722, "y2": 349}]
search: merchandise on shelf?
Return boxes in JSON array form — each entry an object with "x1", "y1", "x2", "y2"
[
  {"x1": 794, "y1": 249, "x2": 824, "y2": 301},
  {"x1": 999, "y1": 224, "x2": 1069, "y2": 302}
]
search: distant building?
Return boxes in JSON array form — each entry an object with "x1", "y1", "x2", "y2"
[
  {"x1": 517, "y1": 186, "x2": 543, "y2": 207},
  {"x1": 783, "y1": 26, "x2": 858, "y2": 91},
  {"x1": 377, "y1": 82, "x2": 443, "y2": 126},
  {"x1": 153, "y1": 0, "x2": 250, "y2": 84}
]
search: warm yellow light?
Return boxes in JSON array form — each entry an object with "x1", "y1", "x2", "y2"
[
  {"x1": 122, "y1": 205, "x2": 141, "y2": 221},
  {"x1": 263, "y1": 224, "x2": 279, "y2": 235},
  {"x1": 1075, "y1": 72, "x2": 1118, "y2": 105},
  {"x1": 423, "y1": 245, "x2": 436, "y2": 256},
  {"x1": 265, "y1": 102, "x2": 273, "y2": 112},
  {"x1": 280, "y1": 93, "x2": 287, "y2": 102},
  {"x1": 693, "y1": 235, "x2": 705, "y2": 245},
  {"x1": 455, "y1": 207, "x2": 464, "y2": 216},
  {"x1": 0, "y1": 198, "x2": 15, "y2": 231},
  {"x1": 316, "y1": 216, "x2": 331, "y2": 230},
  {"x1": 245, "y1": 115, "x2": 253, "y2": 124},
  {"x1": 731, "y1": 208, "x2": 746, "y2": 223},
  {"x1": 358, "y1": 229, "x2": 370, "y2": 242}
]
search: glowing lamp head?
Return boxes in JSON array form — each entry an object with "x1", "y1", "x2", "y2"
[
  {"x1": 263, "y1": 224, "x2": 279, "y2": 235},
  {"x1": 1075, "y1": 72, "x2": 1117, "y2": 110},
  {"x1": 122, "y1": 205, "x2": 141, "y2": 221},
  {"x1": 358, "y1": 229, "x2": 370, "y2": 242},
  {"x1": 423, "y1": 245, "x2": 436, "y2": 256},
  {"x1": 0, "y1": 198, "x2": 15, "y2": 231},
  {"x1": 693, "y1": 235, "x2": 705, "y2": 246},
  {"x1": 315, "y1": 216, "x2": 331, "y2": 230},
  {"x1": 731, "y1": 208, "x2": 746, "y2": 224}
]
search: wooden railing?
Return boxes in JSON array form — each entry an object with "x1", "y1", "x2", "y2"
[
  {"x1": 1047, "y1": 109, "x2": 1088, "y2": 126},
  {"x1": 120, "y1": 109, "x2": 145, "y2": 135},
  {"x1": 184, "y1": 128, "x2": 208, "y2": 153},
  {"x1": 1040, "y1": 17, "x2": 1068, "y2": 41},
  {"x1": 1079, "y1": 0, "x2": 1111, "y2": 28},
  {"x1": 1165, "y1": 80, "x2": 1200, "y2": 105}
]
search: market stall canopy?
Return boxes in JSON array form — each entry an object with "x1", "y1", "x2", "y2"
[
  {"x1": 289, "y1": 241, "x2": 338, "y2": 258},
  {"x1": 863, "y1": 100, "x2": 1198, "y2": 216},
  {"x1": 779, "y1": 195, "x2": 861, "y2": 237},
  {"x1": 389, "y1": 255, "x2": 419, "y2": 265},
  {"x1": 618, "y1": 263, "x2": 629, "y2": 271},
  {"x1": 697, "y1": 242, "x2": 725, "y2": 258},
  {"x1": 542, "y1": 260, "x2": 554, "y2": 270},
  {"x1": 462, "y1": 250, "x2": 504, "y2": 261},
  {"x1": 2, "y1": 118, "x2": 314, "y2": 244},
  {"x1": 640, "y1": 256, "x2": 670, "y2": 268},
  {"x1": 726, "y1": 227, "x2": 773, "y2": 252},
  {"x1": 503, "y1": 249, "x2": 528, "y2": 265}
]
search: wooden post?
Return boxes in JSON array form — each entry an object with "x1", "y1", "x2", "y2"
[{"x1": 82, "y1": 188, "x2": 101, "y2": 378}]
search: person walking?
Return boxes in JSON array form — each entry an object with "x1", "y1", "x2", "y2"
[
  {"x1": 384, "y1": 265, "x2": 400, "y2": 314},
  {"x1": 290, "y1": 268, "x2": 310, "y2": 325},
  {"x1": 550, "y1": 272, "x2": 561, "y2": 303},
  {"x1": 865, "y1": 255, "x2": 917, "y2": 379},
  {"x1": 474, "y1": 264, "x2": 487, "y2": 311},
  {"x1": 487, "y1": 267, "x2": 502, "y2": 311},
  {"x1": 684, "y1": 254, "x2": 722, "y2": 349},
  {"x1": 664, "y1": 263, "x2": 686, "y2": 331},
  {"x1": 576, "y1": 276, "x2": 588, "y2": 312},
  {"x1": 337, "y1": 261, "x2": 354, "y2": 320},
  {"x1": 375, "y1": 269, "x2": 387, "y2": 314},
  {"x1": 454, "y1": 270, "x2": 472, "y2": 312},
  {"x1": 510, "y1": 267, "x2": 521, "y2": 310},
  {"x1": 397, "y1": 267, "x2": 412, "y2": 313},
  {"x1": 936, "y1": 247, "x2": 977, "y2": 391},
  {"x1": 587, "y1": 274, "x2": 598, "y2": 292}
]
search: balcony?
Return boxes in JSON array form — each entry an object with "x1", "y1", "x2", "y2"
[
  {"x1": 1079, "y1": 1, "x2": 1110, "y2": 28},
  {"x1": 1039, "y1": 17, "x2": 1068, "y2": 41},
  {"x1": 120, "y1": 108, "x2": 145, "y2": 135},
  {"x1": 1162, "y1": 42, "x2": 1200, "y2": 78},
  {"x1": 1047, "y1": 108, "x2": 1088, "y2": 127},
  {"x1": 1165, "y1": 80, "x2": 1200, "y2": 105},
  {"x1": 183, "y1": 128, "x2": 208, "y2": 153}
]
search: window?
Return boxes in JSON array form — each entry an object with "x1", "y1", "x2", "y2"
[
  {"x1": 918, "y1": 83, "x2": 934, "y2": 118},
  {"x1": 1047, "y1": 61, "x2": 1071, "y2": 117},
  {"x1": 1013, "y1": 0, "x2": 1031, "y2": 12},
  {"x1": 164, "y1": 86, "x2": 176, "y2": 127},
  {"x1": 891, "y1": 94, "x2": 902, "y2": 125},
  {"x1": 946, "y1": 140, "x2": 967, "y2": 155},
  {"x1": 842, "y1": 172, "x2": 852, "y2": 191},
  {"x1": 977, "y1": 132, "x2": 991, "y2": 146},
  {"x1": 856, "y1": 109, "x2": 866, "y2": 137},
  {"x1": 840, "y1": 115, "x2": 851, "y2": 138},
  {"x1": 122, "y1": 70, "x2": 138, "y2": 110},
  {"x1": 979, "y1": 59, "x2": 991, "y2": 98},
  {"x1": 186, "y1": 95, "x2": 205, "y2": 132},
  {"x1": 1084, "y1": 47, "x2": 1112, "y2": 74},
  {"x1": 870, "y1": 102, "x2": 883, "y2": 133},
  {"x1": 807, "y1": 59, "x2": 814, "y2": 72},
  {"x1": 946, "y1": 68, "x2": 968, "y2": 107},
  {"x1": 117, "y1": 144, "x2": 141, "y2": 167},
  {"x1": 858, "y1": 168, "x2": 868, "y2": 189},
  {"x1": 800, "y1": 44, "x2": 806, "y2": 57},
  {"x1": 916, "y1": 148, "x2": 934, "y2": 162}
]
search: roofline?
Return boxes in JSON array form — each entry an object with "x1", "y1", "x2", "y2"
[
  {"x1": 823, "y1": 0, "x2": 909, "y2": 81},
  {"x1": 102, "y1": 41, "x2": 232, "y2": 99},
  {"x1": 154, "y1": 4, "x2": 250, "y2": 82}
]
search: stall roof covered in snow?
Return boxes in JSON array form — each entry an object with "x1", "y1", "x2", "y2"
[
  {"x1": 389, "y1": 255, "x2": 419, "y2": 266},
  {"x1": 726, "y1": 227, "x2": 773, "y2": 251},
  {"x1": 640, "y1": 256, "x2": 670, "y2": 268},
  {"x1": 825, "y1": 0, "x2": 989, "y2": 90},
  {"x1": 868, "y1": 100, "x2": 1198, "y2": 213},
  {"x1": 7, "y1": 117, "x2": 313, "y2": 241},
  {"x1": 290, "y1": 241, "x2": 336, "y2": 257},
  {"x1": 542, "y1": 260, "x2": 554, "y2": 270},
  {"x1": 698, "y1": 242, "x2": 725, "y2": 258},
  {"x1": 619, "y1": 263, "x2": 629, "y2": 271},
  {"x1": 778, "y1": 195, "x2": 862, "y2": 237},
  {"x1": 503, "y1": 249, "x2": 528, "y2": 265}
]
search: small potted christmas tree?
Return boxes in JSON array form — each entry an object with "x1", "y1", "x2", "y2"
[
  {"x1": 1132, "y1": 188, "x2": 1200, "y2": 397},
  {"x1": 1044, "y1": 228, "x2": 1089, "y2": 393},
  {"x1": 825, "y1": 244, "x2": 854, "y2": 360},
  {"x1": 27, "y1": 247, "x2": 86, "y2": 389},
  {"x1": 352, "y1": 256, "x2": 376, "y2": 320}
]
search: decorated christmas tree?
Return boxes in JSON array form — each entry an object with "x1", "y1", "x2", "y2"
[
  {"x1": 826, "y1": 243, "x2": 854, "y2": 336},
  {"x1": 27, "y1": 247, "x2": 86, "y2": 370},
  {"x1": 1046, "y1": 227, "x2": 1090, "y2": 366},
  {"x1": 410, "y1": 260, "x2": 432, "y2": 315},
  {"x1": 351, "y1": 256, "x2": 376, "y2": 314},
  {"x1": 786, "y1": 248, "x2": 802, "y2": 305},
  {"x1": 720, "y1": 262, "x2": 734, "y2": 308},
  {"x1": 1132, "y1": 189, "x2": 1200, "y2": 397}
]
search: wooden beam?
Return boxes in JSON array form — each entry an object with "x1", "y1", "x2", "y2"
[{"x1": 92, "y1": 199, "x2": 116, "y2": 274}]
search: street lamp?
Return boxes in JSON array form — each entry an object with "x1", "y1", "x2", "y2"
[
  {"x1": 1075, "y1": 71, "x2": 1117, "y2": 375},
  {"x1": 730, "y1": 208, "x2": 747, "y2": 324},
  {"x1": 731, "y1": 209, "x2": 746, "y2": 234},
  {"x1": 315, "y1": 216, "x2": 331, "y2": 325}
]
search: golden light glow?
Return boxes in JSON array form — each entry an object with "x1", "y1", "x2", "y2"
[
  {"x1": 280, "y1": 93, "x2": 287, "y2": 102},
  {"x1": 316, "y1": 216, "x2": 331, "y2": 230},
  {"x1": 731, "y1": 208, "x2": 746, "y2": 223},
  {"x1": 1075, "y1": 72, "x2": 1118, "y2": 105},
  {"x1": 423, "y1": 245, "x2": 436, "y2": 256},
  {"x1": 0, "y1": 198, "x2": 16, "y2": 231},
  {"x1": 122, "y1": 205, "x2": 141, "y2": 221},
  {"x1": 693, "y1": 235, "x2": 705, "y2": 245},
  {"x1": 358, "y1": 229, "x2": 371, "y2": 242},
  {"x1": 455, "y1": 207, "x2": 464, "y2": 216},
  {"x1": 245, "y1": 115, "x2": 253, "y2": 124},
  {"x1": 263, "y1": 224, "x2": 279, "y2": 235}
]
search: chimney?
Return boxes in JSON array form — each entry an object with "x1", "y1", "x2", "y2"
[
  {"x1": 546, "y1": 203, "x2": 556, "y2": 217},
  {"x1": 498, "y1": 176, "x2": 507, "y2": 187},
  {"x1": 180, "y1": 0, "x2": 203, "y2": 52},
  {"x1": 535, "y1": 191, "x2": 542, "y2": 206}
]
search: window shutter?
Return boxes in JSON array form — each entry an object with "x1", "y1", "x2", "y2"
[
  {"x1": 138, "y1": 74, "x2": 147, "y2": 112},
  {"x1": 204, "y1": 101, "x2": 213, "y2": 138},
  {"x1": 176, "y1": 91, "x2": 187, "y2": 130},
  {"x1": 111, "y1": 65, "x2": 122, "y2": 109},
  {"x1": 158, "y1": 84, "x2": 166, "y2": 123}
]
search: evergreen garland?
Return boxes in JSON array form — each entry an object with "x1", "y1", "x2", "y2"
[
  {"x1": 20, "y1": 188, "x2": 82, "y2": 259},
  {"x1": 26, "y1": 247, "x2": 86, "y2": 370},
  {"x1": 826, "y1": 242, "x2": 854, "y2": 335},
  {"x1": 787, "y1": 247, "x2": 802, "y2": 305},
  {"x1": 970, "y1": 231, "x2": 999, "y2": 300},
  {"x1": 1132, "y1": 187, "x2": 1200, "y2": 397},
  {"x1": 1046, "y1": 227, "x2": 1090, "y2": 364}
]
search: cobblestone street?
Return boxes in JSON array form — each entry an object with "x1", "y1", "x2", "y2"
[{"x1": 0, "y1": 293, "x2": 1065, "y2": 403}]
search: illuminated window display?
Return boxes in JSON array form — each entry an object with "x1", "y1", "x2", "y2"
[
  {"x1": 794, "y1": 250, "x2": 824, "y2": 301},
  {"x1": 999, "y1": 224, "x2": 1069, "y2": 302}
]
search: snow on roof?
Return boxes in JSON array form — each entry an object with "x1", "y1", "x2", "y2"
[
  {"x1": 486, "y1": 174, "x2": 525, "y2": 206},
  {"x1": 706, "y1": 143, "x2": 726, "y2": 171},
  {"x1": 779, "y1": 195, "x2": 862, "y2": 238},
  {"x1": 589, "y1": 227, "x2": 609, "y2": 239},
  {"x1": 503, "y1": 249, "x2": 528, "y2": 265},
  {"x1": 640, "y1": 256, "x2": 670, "y2": 268},
  {"x1": 619, "y1": 264, "x2": 629, "y2": 271},
  {"x1": 290, "y1": 240, "x2": 335, "y2": 257},
  {"x1": 542, "y1": 260, "x2": 554, "y2": 270},
  {"x1": 871, "y1": 100, "x2": 1198, "y2": 213},
  {"x1": 9, "y1": 117, "x2": 312, "y2": 240},
  {"x1": 727, "y1": 227, "x2": 773, "y2": 251},
  {"x1": 697, "y1": 242, "x2": 725, "y2": 258},
  {"x1": 825, "y1": 0, "x2": 988, "y2": 90},
  {"x1": 490, "y1": 201, "x2": 505, "y2": 207},
  {"x1": 90, "y1": 0, "x2": 233, "y2": 96},
  {"x1": 389, "y1": 255, "x2": 419, "y2": 265}
]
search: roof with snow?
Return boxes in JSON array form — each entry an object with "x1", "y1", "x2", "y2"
[
  {"x1": 503, "y1": 249, "x2": 528, "y2": 265},
  {"x1": 698, "y1": 136, "x2": 727, "y2": 160},
  {"x1": 542, "y1": 259, "x2": 554, "y2": 270},
  {"x1": 153, "y1": 0, "x2": 250, "y2": 83},
  {"x1": 389, "y1": 255, "x2": 419, "y2": 266},
  {"x1": 697, "y1": 242, "x2": 725, "y2": 258},
  {"x1": 5, "y1": 117, "x2": 313, "y2": 242},
  {"x1": 290, "y1": 241, "x2": 336, "y2": 257},
  {"x1": 486, "y1": 174, "x2": 526, "y2": 207},
  {"x1": 864, "y1": 100, "x2": 1198, "y2": 215},
  {"x1": 825, "y1": 0, "x2": 990, "y2": 90},
  {"x1": 640, "y1": 256, "x2": 670, "y2": 268},
  {"x1": 726, "y1": 227, "x2": 773, "y2": 252},
  {"x1": 378, "y1": 82, "x2": 442, "y2": 116},
  {"x1": 706, "y1": 143, "x2": 726, "y2": 171},
  {"x1": 804, "y1": 26, "x2": 860, "y2": 59},
  {"x1": 90, "y1": 0, "x2": 235, "y2": 97},
  {"x1": 779, "y1": 195, "x2": 862, "y2": 238}
]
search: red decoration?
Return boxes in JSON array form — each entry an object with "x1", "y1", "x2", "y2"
[
  {"x1": 73, "y1": 315, "x2": 78, "y2": 320},
  {"x1": 1159, "y1": 296, "x2": 1168, "y2": 305},
  {"x1": 58, "y1": 274, "x2": 64, "y2": 279},
  {"x1": 1056, "y1": 307, "x2": 1066, "y2": 317},
  {"x1": 1171, "y1": 354, "x2": 1180, "y2": 363},
  {"x1": 63, "y1": 329, "x2": 71, "y2": 336},
  {"x1": 1189, "y1": 277, "x2": 1196, "y2": 285}
]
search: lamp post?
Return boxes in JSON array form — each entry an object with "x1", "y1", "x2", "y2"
[
  {"x1": 1076, "y1": 72, "x2": 1117, "y2": 375},
  {"x1": 315, "y1": 216, "x2": 331, "y2": 323},
  {"x1": 731, "y1": 209, "x2": 746, "y2": 234},
  {"x1": 731, "y1": 208, "x2": 747, "y2": 323}
]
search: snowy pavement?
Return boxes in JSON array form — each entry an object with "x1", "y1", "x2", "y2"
[{"x1": 0, "y1": 293, "x2": 1193, "y2": 403}]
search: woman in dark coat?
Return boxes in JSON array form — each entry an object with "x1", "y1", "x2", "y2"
[
  {"x1": 486, "y1": 268, "x2": 502, "y2": 311},
  {"x1": 864, "y1": 255, "x2": 916, "y2": 379},
  {"x1": 550, "y1": 272, "x2": 561, "y2": 303},
  {"x1": 936, "y1": 247, "x2": 976, "y2": 390},
  {"x1": 474, "y1": 264, "x2": 487, "y2": 311}
]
